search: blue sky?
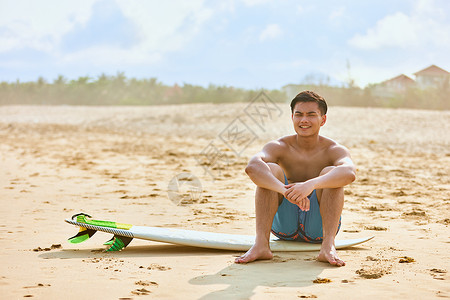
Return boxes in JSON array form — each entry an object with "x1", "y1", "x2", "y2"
[{"x1": 1, "y1": 0, "x2": 449, "y2": 88}]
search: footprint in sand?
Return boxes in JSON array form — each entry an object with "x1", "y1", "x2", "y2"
[
  {"x1": 313, "y1": 278, "x2": 331, "y2": 283},
  {"x1": 23, "y1": 283, "x2": 51, "y2": 288},
  {"x1": 32, "y1": 244, "x2": 62, "y2": 252},
  {"x1": 364, "y1": 225, "x2": 388, "y2": 231},
  {"x1": 399, "y1": 256, "x2": 415, "y2": 263},
  {"x1": 146, "y1": 264, "x2": 171, "y2": 271},
  {"x1": 131, "y1": 288, "x2": 151, "y2": 295},
  {"x1": 135, "y1": 280, "x2": 158, "y2": 286},
  {"x1": 356, "y1": 263, "x2": 392, "y2": 279},
  {"x1": 430, "y1": 268, "x2": 447, "y2": 280},
  {"x1": 298, "y1": 294, "x2": 318, "y2": 298}
]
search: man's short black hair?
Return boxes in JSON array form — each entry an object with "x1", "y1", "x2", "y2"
[{"x1": 290, "y1": 91, "x2": 327, "y2": 115}]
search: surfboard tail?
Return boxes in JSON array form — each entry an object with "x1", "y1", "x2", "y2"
[
  {"x1": 68, "y1": 213, "x2": 97, "y2": 244},
  {"x1": 66, "y1": 213, "x2": 134, "y2": 251}
]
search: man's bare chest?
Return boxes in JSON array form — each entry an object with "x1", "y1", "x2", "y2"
[{"x1": 279, "y1": 153, "x2": 331, "y2": 183}]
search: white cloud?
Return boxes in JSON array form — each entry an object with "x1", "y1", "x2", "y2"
[
  {"x1": 67, "y1": 0, "x2": 214, "y2": 66},
  {"x1": 348, "y1": 12, "x2": 418, "y2": 49},
  {"x1": 259, "y1": 24, "x2": 283, "y2": 42},
  {"x1": 116, "y1": 0, "x2": 213, "y2": 53},
  {"x1": 81, "y1": 0, "x2": 214, "y2": 65},
  {"x1": 348, "y1": 1, "x2": 450, "y2": 50},
  {"x1": 0, "y1": 0, "x2": 97, "y2": 53},
  {"x1": 0, "y1": 0, "x2": 215, "y2": 65}
]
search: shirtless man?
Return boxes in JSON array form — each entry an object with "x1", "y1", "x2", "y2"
[{"x1": 235, "y1": 91, "x2": 356, "y2": 267}]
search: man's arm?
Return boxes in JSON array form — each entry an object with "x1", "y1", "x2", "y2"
[
  {"x1": 245, "y1": 141, "x2": 286, "y2": 195},
  {"x1": 284, "y1": 145, "x2": 356, "y2": 209},
  {"x1": 309, "y1": 154, "x2": 356, "y2": 190}
]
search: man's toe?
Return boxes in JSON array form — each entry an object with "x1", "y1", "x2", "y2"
[
  {"x1": 334, "y1": 257, "x2": 345, "y2": 267},
  {"x1": 235, "y1": 256, "x2": 248, "y2": 264}
]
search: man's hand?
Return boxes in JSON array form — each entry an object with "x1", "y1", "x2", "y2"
[{"x1": 284, "y1": 181, "x2": 315, "y2": 211}]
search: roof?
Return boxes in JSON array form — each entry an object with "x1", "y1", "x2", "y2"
[
  {"x1": 381, "y1": 74, "x2": 415, "y2": 85},
  {"x1": 414, "y1": 65, "x2": 450, "y2": 76}
]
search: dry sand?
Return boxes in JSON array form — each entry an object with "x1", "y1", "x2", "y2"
[{"x1": 0, "y1": 103, "x2": 449, "y2": 299}]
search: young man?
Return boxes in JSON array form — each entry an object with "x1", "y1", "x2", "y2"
[{"x1": 235, "y1": 91, "x2": 356, "y2": 267}]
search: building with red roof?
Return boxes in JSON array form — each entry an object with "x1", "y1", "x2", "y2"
[
  {"x1": 373, "y1": 74, "x2": 416, "y2": 97},
  {"x1": 413, "y1": 65, "x2": 450, "y2": 89},
  {"x1": 374, "y1": 65, "x2": 449, "y2": 97}
]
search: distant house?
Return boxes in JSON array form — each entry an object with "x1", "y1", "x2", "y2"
[
  {"x1": 413, "y1": 65, "x2": 450, "y2": 89},
  {"x1": 373, "y1": 74, "x2": 415, "y2": 97},
  {"x1": 373, "y1": 64, "x2": 449, "y2": 97}
]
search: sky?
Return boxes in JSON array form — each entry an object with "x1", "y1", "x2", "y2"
[{"x1": 1, "y1": 0, "x2": 449, "y2": 89}]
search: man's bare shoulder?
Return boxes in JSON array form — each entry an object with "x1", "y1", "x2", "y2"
[
  {"x1": 319, "y1": 136, "x2": 348, "y2": 150},
  {"x1": 263, "y1": 135, "x2": 295, "y2": 149},
  {"x1": 319, "y1": 136, "x2": 352, "y2": 163},
  {"x1": 277, "y1": 135, "x2": 296, "y2": 147},
  {"x1": 258, "y1": 135, "x2": 295, "y2": 161}
]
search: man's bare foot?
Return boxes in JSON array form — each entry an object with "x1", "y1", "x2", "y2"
[
  {"x1": 234, "y1": 244, "x2": 273, "y2": 264},
  {"x1": 317, "y1": 243, "x2": 346, "y2": 267}
]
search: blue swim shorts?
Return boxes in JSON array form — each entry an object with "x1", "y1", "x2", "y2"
[{"x1": 271, "y1": 173, "x2": 341, "y2": 243}]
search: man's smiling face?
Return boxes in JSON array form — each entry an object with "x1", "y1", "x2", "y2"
[{"x1": 291, "y1": 102, "x2": 326, "y2": 137}]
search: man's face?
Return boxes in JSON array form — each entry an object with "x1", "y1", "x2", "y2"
[{"x1": 291, "y1": 102, "x2": 326, "y2": 136}]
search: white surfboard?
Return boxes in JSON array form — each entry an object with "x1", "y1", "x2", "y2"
[{"x1": 66, "y1": 213, "x2": 374, "y2": 252}]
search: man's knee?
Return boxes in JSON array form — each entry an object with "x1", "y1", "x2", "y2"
[{"x1": 266, "y1": 163, "x2": 284, "y2": 182}]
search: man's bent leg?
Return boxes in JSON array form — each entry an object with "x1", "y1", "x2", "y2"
[
  {"x1": 316, "y1": 166, "x2": 346, "y2": 267},
  {"x1": 235, "y1": 163, "x2": 284, "y2": 263}
]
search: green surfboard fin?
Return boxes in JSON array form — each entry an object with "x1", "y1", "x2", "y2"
[
  {"x1": 68, "y1": 228, "x2": 97, "y2": 244},
  {"x1": 106, "y1": 236, "x2": 133, "y2": 252},
  {"x1": 103, "y1": 237, "x2": 114, "y2": 246}
]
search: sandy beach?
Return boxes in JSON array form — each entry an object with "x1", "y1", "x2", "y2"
[{"x1": 0, "y1": 103, "x2": 449, "y2": 299}]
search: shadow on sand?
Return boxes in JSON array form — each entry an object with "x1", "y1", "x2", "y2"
[
  {"x1": 39, "y1": 243, "x2": 369, "y2": 299},
  {"x1": 188, "y1": 257, "x2": 332, "y2": 299},
  {"x1": 38, "y1": 243, "x2": 231, "y2": 259}
]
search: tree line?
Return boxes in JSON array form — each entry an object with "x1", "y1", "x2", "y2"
[{"x1": 0, "y1": 73, "x2": 448, "y2": 110}]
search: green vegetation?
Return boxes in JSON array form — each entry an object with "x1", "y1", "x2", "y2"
[
  {"x1": 1, "y1": 73, "x2": 448, "y2": 110},
  {"x1": 0, "y1": 73, "x2": 285, "y2": 106}
]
